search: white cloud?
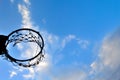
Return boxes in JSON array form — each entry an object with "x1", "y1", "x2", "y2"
[
  {"x1": 59, "y1": 29, "x2": 120, "y2": 80},
  {"x1": 16, "y1": 3, "x2": 120, "y2": 79},
  {"x1": 10, "y1": 29, "x2": 89, "y2": 80},
  {"x1": 78, "y1": 39, "x2": 89, "y2": 49},
  {"x1": 23, "y1": 68, "x2": 35, "y2": 79},
  {"x1": 18, "y1": 4, "x2": 33, "y2": 28},
  {"x1": 100, "y1": 35, "x2": 120, "y2": 69},
  {"x1": 61, "y1": 34, "x2": 89, "y2": 49},
  {"x1": 42, "y1": 30, "x2": 60, "y2": 54},
  {"x1": 10, "y1": 0, "x2": 91, "y2": 80},
  {"x1": 17, "y1": 43, "x2": 23, "y2": 50},
  {"x1": 61, "y1": 34, "x2": 76, "y2": 48},
  {"x1": 24, "y1": 0, "x2": 30, "y2": 5},
  {"x1": 53, "y1": 72, "x2": 87, "y2": 80},
  {"x1": 9, "y1": 71, "x2": 17, "y2": 78},
  {"x1": 22, "y1": 53, "x2": 51, "y2": 80},
  {"x1": 90, "y1": 29, "x2": 120, "y2": 80},
  {"x1": 7, "y1": 0, "x2": 120, "y2": 80},
  {"x1": 51, "y1": 69, "x2": 87, "y2": 80},
  {"x1": 9, "y1": 1, "x2": 51, "y2": 79}
]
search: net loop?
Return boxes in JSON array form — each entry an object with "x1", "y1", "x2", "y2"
[{"x1": 4, "y1": 28, "x2": 44, "y2": 67}]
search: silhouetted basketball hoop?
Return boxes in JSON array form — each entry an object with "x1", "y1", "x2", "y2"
[{"x1": 0, "y1": 28, "x2": 44, "y2": 67}]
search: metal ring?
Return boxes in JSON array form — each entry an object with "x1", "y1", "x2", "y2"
[{"x1": 5, "y1": 28, "x2": 44, "y2": 63}]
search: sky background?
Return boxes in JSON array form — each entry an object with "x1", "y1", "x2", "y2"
[{"x1": 0, "y1": 0, "x2": 120, "y2": 80}]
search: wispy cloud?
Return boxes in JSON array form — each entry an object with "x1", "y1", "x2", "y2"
[
  {"x1": 23, "y1": 0, "x2": 30, "y2": 5},
  {"x1": 78, "y1": 39, "x2": 89, "y2": 49},
  {"x1": 18, "y1": 1, "x2": 32, "y2": 28},
  {"x1": 9, "y1": 0, "x2": 91, "y2": 80},
  {"x1": 22, "y1": 53, "x2": 51, "y2": 80},
  {"x1": 61, "y1": 34, "x2": 76, "y2": 48},
  {"x1": 51, "y1": 69, "x2": 87, "y2": 80},
  {"x1": 51, "y1": 28, "x2": 120, "y2": 80},
  {"x1": 61, "y1": 34, "x2": 89, "y2": 49},
  {"x1": 10, "y1": 0, "x2": 120, "y2": 79},
  {"x1": 9, "y1": 0, "x2": 50, "y2": 79},
  {"x1": 22, "y1": 68, "x2": 35, "y2": 79},
  {"x1": 9, "y1": 71, "x2": 17, "y2": 78}
]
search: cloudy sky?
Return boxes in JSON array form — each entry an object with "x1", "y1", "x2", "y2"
[{"x1": 0, "y1": 0, "x2": 120, "y2": 80}]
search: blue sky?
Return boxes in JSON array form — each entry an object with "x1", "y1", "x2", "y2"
[{"x1": 0, "y1": 0, "x2": 120, "y2": 80}]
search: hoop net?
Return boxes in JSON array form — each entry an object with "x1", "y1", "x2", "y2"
[{"x1": 5, "y1": 28, "x2": 44, "y2": 67}]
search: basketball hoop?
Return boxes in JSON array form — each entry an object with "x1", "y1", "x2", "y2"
[{"x1": 0, "y1": 28, "x2": 44, "y2": 67}]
